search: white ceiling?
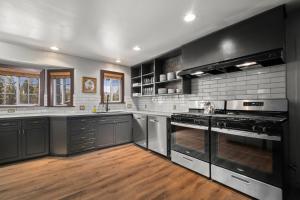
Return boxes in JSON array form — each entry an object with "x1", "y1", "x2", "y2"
[{"x1": 0, "y1": 0, "x2": 292, "y2": 66}]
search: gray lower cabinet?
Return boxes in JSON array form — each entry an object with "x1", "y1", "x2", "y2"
[
  {"x1": 96, "y1": 119, "x2": 115, "y2": 148},
  {"x1": 22, "y1": 118, "x2": 49, "y2": 159},
  {"x1": 50, "y1": 114, "x2": 132, "y2": 156},
  {"x1": 115, "y1": 116, "x2": 132, "y2": 144},
  {"x1": 0, "y1": 118, "x2": 49, "y2": 165}
]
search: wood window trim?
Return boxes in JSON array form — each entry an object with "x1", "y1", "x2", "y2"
[
  {"x1": 100, "y1": 70, "x2": 124, "y2": 104},
  {"x1": 47, "y1": 69, "x2": 74, "y2": 107}
]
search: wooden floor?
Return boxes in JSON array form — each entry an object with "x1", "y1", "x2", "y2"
[{"x1": 0, "y1": 144, "x2": 251, "y2": 200}]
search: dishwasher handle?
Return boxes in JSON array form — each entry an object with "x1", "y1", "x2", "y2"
[{"x1": 149, "y1": 119, "x2": 159, "y2": 123}]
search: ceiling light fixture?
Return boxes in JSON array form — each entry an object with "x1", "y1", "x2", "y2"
[
  {"x1": 184, "y1": 13, "x2": 196, "y2": 22},
  {"x1": 236, "y1": 61, "x2": 257, "y2": 68},
  {"x1": 50, "y1": 46, "x2": 59, "y2": 51},
  {"x1": 116, "y1": 59, "x2": 121, "y2": 63},
  {"x1": 133, "y1": 46, "x2": 141, "y2": 51}
]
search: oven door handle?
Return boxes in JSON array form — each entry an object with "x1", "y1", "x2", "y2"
[
  {"x1": 171, "y1": 122, "x2": 209, "y2": 131},
  {"x1": 211, "y1": 127, "x2": 281, "y2": 141}
]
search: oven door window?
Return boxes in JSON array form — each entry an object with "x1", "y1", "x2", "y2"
[
  {"x1": 171, "y1": 126, "x2": 209, "y2": 162},
  {"x1": 211, "y1": 131, "x2": 282, "y2": 187}
]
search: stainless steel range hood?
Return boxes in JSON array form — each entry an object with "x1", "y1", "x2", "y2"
[{"x1": 178, "y1": 49, "x2": 284, "y2": 78}]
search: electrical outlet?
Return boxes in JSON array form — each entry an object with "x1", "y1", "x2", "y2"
[
  {"x1": 79, "y1": 105, "x2": 86, "y2": 110},
  {"x1": 7, "y1": 108, "x2": 16, "y2": 113},
  {"x1": 173, "y1": 105, "x2": 177, "y2": 110},
  {"x1": 127, "y1": 103, "x2": 132, "y2": 109}
]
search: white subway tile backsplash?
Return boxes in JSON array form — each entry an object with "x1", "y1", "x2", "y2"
[{"x1": 133, "y1": 64, "x2": 286, "y2": 113}]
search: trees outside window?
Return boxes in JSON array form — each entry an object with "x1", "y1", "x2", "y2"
[
  {"x1": 47, "y1": 69, "x2": 74, "y2": 107},
  {"x1": 101, "y1": 70, "x2": 124, "y2": 103},
  {"x1": 0, "y1": 67, "x2": 41, "y2": 106}
]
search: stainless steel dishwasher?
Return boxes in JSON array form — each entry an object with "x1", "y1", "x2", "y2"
[
  {"x1": 148, "y1": 115, "x2": 170, "y2": 157},
  {"x1": 133, "y1": 114, "x2": 148, "y2": 148}
]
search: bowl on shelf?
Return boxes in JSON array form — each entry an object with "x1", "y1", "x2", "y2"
[
  {"x1": 159, "y1": 74, "x2": 166, "y2": 82},
  {"x1": 168, "y1": 89, "x2": 175, "y2": 94},
  {"x1": 158, "y1": 88, "x2": 167, "y2": 94},
  {"x1": 167, "y1": 72, "x2": 175, "y2": 80},
  {"x1": 176, "y1": 88, "x2": 182, "y2": 93}
]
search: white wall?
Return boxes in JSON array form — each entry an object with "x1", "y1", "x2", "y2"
[{"x1": 0, "y1": 41, "x2": 134, "y2": 113}]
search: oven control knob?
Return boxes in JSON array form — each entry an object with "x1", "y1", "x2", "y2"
[
  {"x1": 262, "y1": 127, "x2": 267, "y2": 132},
  {"x1": 223, "y1": 122, "x2": 227, "y2": 128},
  {"x1": 217, "y1": 122, "x2": 220, "y2": 127},
  {"x1": 252, "y1": 125, "x2": 256, "y2": 131}
]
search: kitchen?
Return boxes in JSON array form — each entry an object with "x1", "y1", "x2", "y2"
[{"x1": 0, "y1": 0, "x2": 299, "y2": 200}]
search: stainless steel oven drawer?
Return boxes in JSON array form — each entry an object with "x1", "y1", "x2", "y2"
[
  {"x1": 211, "y1": 165, "x2": 282, "y2": 200},
  {"x1": 171, "y1": 150, "x2": 210, "y2": 177}
]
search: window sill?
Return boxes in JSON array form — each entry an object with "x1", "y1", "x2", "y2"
[
  {"x1": 47, "y1": 106, "x2": 76, "y2": 108},
  {"x1": 0, "y1": 105, "x2": 44, "y2": 108},
  {"x1": 100, "y1": 102, "x2": 125, "y2": 104}
]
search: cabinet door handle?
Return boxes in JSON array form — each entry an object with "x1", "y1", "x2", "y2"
[
  {"x1": 22, "y1": 129, "x2": 25, "y2": 135},
  {"x1": 182, "y1": 157, "x2": 193, "y2": 162},
  {"x1": 81, "y1": 127, "x2": 86, "y2": 130}
]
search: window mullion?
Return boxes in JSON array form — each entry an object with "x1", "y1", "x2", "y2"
[{"x1": 16, "y1": 77, "x2": 20, "y2": 105}]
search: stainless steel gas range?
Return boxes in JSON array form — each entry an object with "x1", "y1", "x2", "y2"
[
  {"x1": 170, "y1": 99, "x2": 288, "y2": 200},
  {"x1": 170, "y1": 101, "x2": 225, "y2": 177}
]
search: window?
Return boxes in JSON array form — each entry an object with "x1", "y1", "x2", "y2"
[
  {"x1": 100, "y1": 70, "x2": 124, "y2": 103},
  {"x1": 47, "y1": 69, "x2": 74, "y2": 107},
  {"x1": 0, "y1": 67, "x2": 41, "y2": 106}
]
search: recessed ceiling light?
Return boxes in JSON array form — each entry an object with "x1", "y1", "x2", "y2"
[
  {"x1": 116, "y1": 59, "x2": 121, "y2": 63},
  {"x1": 184, "y1": 13, "x2": 196, "y2": 22},
  {"x1": 50, "y1": 46, "x2": 59, "y2": 51},
  {"x1": 133, "y1": 46, "x2": 141, "y2": 51},
  {"x1": 236, "y1": 61, "x2": 257, "y2": 68}
]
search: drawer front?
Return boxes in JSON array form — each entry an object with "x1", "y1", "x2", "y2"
[
  {"x1": 71, "y1": 132, "x2": 96, "y2": 141},
  {"x1": 211, "y1": 165, "x2": 282, "y2": 200},
  {"x1": 70, "y1": 141, "x2": 96, "y2": 153},
  {"x1": 0, "y1": 120, "x2": 19, "y2": 129},
  {"x1": 69, "y1": 126, "x2": 96, "y2": 135},
  {"x1": 171, "y1": 150, "x2": 210, "y2": 177},
  {"x1": 115, "y1": 115, "x2": 132, "y2": 123},
  {"x1": 23, "y1": 118, "x2": 48, "y2": 129},
  {"x1": 68, "y1": 118, "x2": 96, "y2": 132}
]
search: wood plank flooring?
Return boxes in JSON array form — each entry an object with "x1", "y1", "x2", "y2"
[{"x1": 0, "y1": 144, "x2": 251, "y2": 200}]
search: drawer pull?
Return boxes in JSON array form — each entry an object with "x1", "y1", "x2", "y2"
[
  {"x1": 81, "y1": 127, "x2": 86, "y2": 130},
  {"x1": 149, "y1": 119, "x2": 158, "y2": 123},
  {"x1": 182, "y1": 157, "x2": 193, "y2": 162},
  {"x1": 231, "y1": 175, "x2": 250, "y2": 184}
]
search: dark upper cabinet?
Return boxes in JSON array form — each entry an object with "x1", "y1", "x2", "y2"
[
  {"x1": 0, "y1": 120, "x2": 21, "y2": 164},
  {"x1": 22, "y1": 118, "x2": 49, "y2": 158},
  {"x1": 182, "y1": 6, "x2": 285, "y2": 69}
]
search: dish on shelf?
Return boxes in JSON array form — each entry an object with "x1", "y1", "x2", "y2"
[
  {"x1": 159, "y1": 74, "x2": 167, "y2": 82},
  {"x1": 168, "y1": 89, "x2": 175, "y2": 94},
  {"x1": 158, "y1": 88, "x2": 167, "y2": 94},
  {"x1": 176, "y1": 88, "x2": 182, "y2": 93},
  {"x1": 132, "y1": 83, "x2": 141, "y2": 87},
  {"x1": 167, "y1": 72, "x2": 175, "y2": 80},
  {"x1": 133, "y1": 93, "x2": 141, "y2": 97}
]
